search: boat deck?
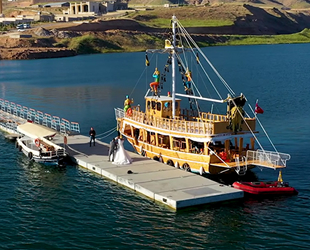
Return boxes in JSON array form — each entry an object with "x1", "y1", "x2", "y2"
[{"x1": 52, "y1": 134, "x2": 244, "y2": 210}]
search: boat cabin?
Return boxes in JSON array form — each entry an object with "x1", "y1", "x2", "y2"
[{"x1": 145, "y1": 96, "x2": 181, "y2": 118}]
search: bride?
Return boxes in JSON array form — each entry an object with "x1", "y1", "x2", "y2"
[{"x1": 112, "y1": 137, "x2": 132, "y2": 165}]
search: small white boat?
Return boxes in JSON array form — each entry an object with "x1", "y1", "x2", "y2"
[{"x1": 16, "y1": 122, "x2": 66, "y2": 166}]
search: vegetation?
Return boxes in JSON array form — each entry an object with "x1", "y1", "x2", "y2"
[
  {"x1": 68, "y1": 35, "x2": 122, "y2": 54},
  {"x1": 196, "y1": 29, "x2": 310, "y2": 47}
]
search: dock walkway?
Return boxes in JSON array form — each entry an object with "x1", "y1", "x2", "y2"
[{"x1": 53, "y1": 134, "x2": 243, "y2": 210}]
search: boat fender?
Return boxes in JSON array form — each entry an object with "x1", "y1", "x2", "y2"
[
  {"x1": 174, "y1": 161, "x2": 179, "y2": 169},
  {"x1": 199, "y1": 167, "x2": 205, "y2": 176},
  {"x1": 35, "y1": 138, "x2": 40, "y2": 147},
  {"x1": 28, "y1": 152, "x2": 33, "y2": 160},
  {"x1": 153, "y1": 156, "x2": 159, "y2": 161},
  {"x1": 140, "y1": 146, "x2": 146, "y2": 156}
]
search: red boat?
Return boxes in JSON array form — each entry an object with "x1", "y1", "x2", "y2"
[{"x1": 232, "y1": 181, "x2": 298, "y2": 195}]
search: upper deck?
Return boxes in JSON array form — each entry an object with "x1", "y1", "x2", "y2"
[{"x1": 116, "y1": 106, "x2": 256, "y2": 139}]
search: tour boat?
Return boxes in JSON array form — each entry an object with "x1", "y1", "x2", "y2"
[
  {"x1": 114, "y1": 16, "x2": 291, "y2": 175},
  {"x1": 232, "y1": 181, "x2": 298, "y2": 195},
  {"x1": 16, "y1": 122, "x2": 66, "y2": 166}
]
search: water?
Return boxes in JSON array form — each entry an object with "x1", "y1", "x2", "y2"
[{"x1": 0, "y1": 44, "x2": 310, "y2": 249}]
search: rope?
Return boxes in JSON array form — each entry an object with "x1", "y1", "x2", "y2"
[
  {"x1": 96, "y1": 127, "x2": 117, "y2": 140},
  {"x1": 96, "y1": 127, "x2": 117, "y2": 137},
  {"x1": 65, "y1": 144, "x2": 88, "y2": 158}
]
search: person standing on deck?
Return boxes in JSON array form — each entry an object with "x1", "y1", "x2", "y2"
[
  {"x1": 89, "y1": 127, "x2": 96, "y2": 147},
  {"x1": 108, "y1": 138, "x2": 117, "y2": 162}
]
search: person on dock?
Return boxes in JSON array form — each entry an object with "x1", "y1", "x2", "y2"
[
  {"x1": 89, "y1": 127, "x2": 96, "y2": 147},
  {"x1": 108, "y1": 138, "x2": 118, "y2": 162},
  {"x1": 113, "y1": 136, "x2": 132, "y2": 165}
]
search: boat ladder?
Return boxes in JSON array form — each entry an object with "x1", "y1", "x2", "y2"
[{"x1": 235, "y1": 156, "x2": 247, "y2": 176}]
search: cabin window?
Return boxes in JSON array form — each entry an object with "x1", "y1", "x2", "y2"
[
  {"x1": 190, "y1": 140, "x2": 204, "y2": 154},
  {"x1": 147, "y1": 101, "x2": 151, "y2": 110},
  {"x1": 164, "y1": 102, "x2": 170, "y2": 110},
  {"x1": 172, "y1": 138, "x2": 186, "y2": 151},
  {"x1": 175, "y1": 102, "x2": 179, "y2": 109},
  {"x1": 158, "y1": 135, "x2": 170, "y2": 149},
  {"x1": 151, "y1": 101, "x2": 156, "y2": 109},
  {"x1": 157, "y1": 102, "x2": 161, "y2": 111}
]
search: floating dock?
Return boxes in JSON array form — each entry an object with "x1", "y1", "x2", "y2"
[
  {"x1": 53, "y1": 134, "x2": 243, "y2": 210},
  {"x1": 0, "y1": 101, "x2": 244, "y2": 210}
]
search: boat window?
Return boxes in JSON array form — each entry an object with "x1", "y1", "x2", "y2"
[
  {"x1": 175, "y1": 102, "x2": 179, "y2": 109},
  {"x1": 157, "y1": 102, "x2": 161, "y2": 111},
  {"x1": 147, "y1": 101, "x2": 151, "y2": 110},
  {"x1": 151, "y1": 101, "x2": 156, "y2": 109},
  {"x1": 164, "y1": 102, "x2": 170, "y2": 110}
]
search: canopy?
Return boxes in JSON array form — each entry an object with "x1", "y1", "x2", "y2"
[{"x1": 17, "y1": 122, "x2": 56, "y2": 139}]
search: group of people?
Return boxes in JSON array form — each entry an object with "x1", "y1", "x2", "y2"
[
  {"x1": 109, "y1": 136, "x2": 132, "y2": 165},
  {"x1": 89, "y1": 127, "x2": 132, "y2": 165}
]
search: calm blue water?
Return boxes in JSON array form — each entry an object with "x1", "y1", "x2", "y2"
[{"x1": 1, "y1": 44, "x2": 310, "y2": 249}]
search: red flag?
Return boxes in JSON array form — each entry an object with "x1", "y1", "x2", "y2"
[{"x1": 255, "y1": 103, "x2": 264, "y2": 114}]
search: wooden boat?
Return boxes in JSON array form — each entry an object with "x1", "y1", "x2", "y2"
[
  {"x1": 16, "y1": 122, "x2": 66, "y2": 166},
  {"x1": 232, "y1": 181, "x2": 298, "y2": 195},
  {"x1": 115, "y1": 16, "x2": 291, "y2": 175}
]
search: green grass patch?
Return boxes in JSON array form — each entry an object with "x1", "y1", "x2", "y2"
[
  {"x1": 196, "y1": 29, "x2": 310, "y2": 47},
  {"x1": 68, "y1": 35, "x2": 122, "y2": 54}
]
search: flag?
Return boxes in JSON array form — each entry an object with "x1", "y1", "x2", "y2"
[
  {"x1": 145, "y1": 54, "x2": 150, "y2": 66},
  {"x1": 255, "y1": 102, "x2": 264, "y2": 114},
  {"x1": 196, "y1": 52, "x2": 200, "y2": 64}
]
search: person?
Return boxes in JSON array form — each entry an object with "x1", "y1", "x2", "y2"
[
  {"x1": 124, "y1": 95, "x2": 133, "y2": 112},
  {"x1": 89, "y1": 127, "x2": 96, "y2": 147},
  {"x1": 150, "y1": 68, "x2": 160, "y2": 95},
  {"x1": 184, "y1": 68, "x2": 193, "y2": 95},
  {"x1": 108, "y1": 138, "x2": 117, "y2": 162},
  {"x1": 113, "y1": 137, "x2": 132, "y2": 165}
]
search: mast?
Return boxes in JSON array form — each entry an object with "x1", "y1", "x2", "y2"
[{"x1": 172, "y1": 16, "x2": 176, "y2": 118}]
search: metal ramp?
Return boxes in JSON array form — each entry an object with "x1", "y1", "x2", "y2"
[{"x1": 246, "y1": 150, "x2": 290, "y2": 169}]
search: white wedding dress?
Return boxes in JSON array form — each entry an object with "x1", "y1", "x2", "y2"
[{"x1": 112, "y1": 139, "x2": 132, "y2": 165}]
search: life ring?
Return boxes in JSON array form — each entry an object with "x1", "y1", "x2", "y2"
[
  {"x1": 64, "y1": 136, "x2": 67, "y2": 145},
  {"x1": 126, "y1": 108, "x2": 133, "y2": 116},
  {"x1": 35, "y1": 138, "x2": 40, "y2": 147},
  {"x1": 28, "y1": 152, "x2": 33, "y2": 160}
]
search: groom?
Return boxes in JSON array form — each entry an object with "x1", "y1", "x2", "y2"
[{"x1": 108, "y1": 138, "x2": 118, "y2": 162}]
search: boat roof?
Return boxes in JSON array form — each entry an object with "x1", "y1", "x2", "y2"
[
  {"x1": 145, "y1": 95, "x2": 181, "y2": 102},
  {"x1": 17, "y1": 122, "x2": 56, "y2": 139}
]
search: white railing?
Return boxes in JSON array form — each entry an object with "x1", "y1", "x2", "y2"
[
  {"x1": 0, "y1": 99, "x2": 81, "y2": 135},
  {"x1": 246, "y1": 149, "x2": 291, "y2": 168},
  {"x1": 115, "y1": 108, "x2": 125, "y2": 119}
]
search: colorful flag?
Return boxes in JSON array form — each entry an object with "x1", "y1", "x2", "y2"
[
  {"x1": 255, "y1": 102, "x2": 264, "y2": 114},
  {"x1": 145, "y1": 54, "x2": 150, "y2": 66}
]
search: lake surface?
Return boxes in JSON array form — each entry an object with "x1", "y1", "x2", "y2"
[{"x1": 0, "y1": 44, "x2": 310, "y2": 249}]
